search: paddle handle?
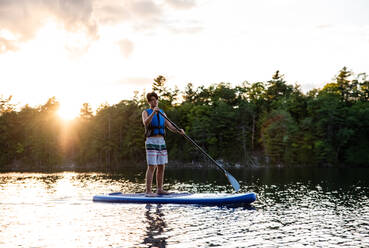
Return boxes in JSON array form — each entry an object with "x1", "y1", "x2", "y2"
[{"x1": 158, "y1": 111, "x2": 225, "y2": 173}]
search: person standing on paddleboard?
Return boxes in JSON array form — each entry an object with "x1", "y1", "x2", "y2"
[{"x1": 142, "y1": 92, "x2": 185, "y2": 197}]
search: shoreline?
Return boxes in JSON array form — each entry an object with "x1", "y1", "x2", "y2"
[{"x1": 1, "y1": 159, "x2": 367, "y2": 173}]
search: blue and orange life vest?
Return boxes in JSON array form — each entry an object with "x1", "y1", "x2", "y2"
[{"x1": 145, "y1": 108, "x2": 165, "y2": 137}]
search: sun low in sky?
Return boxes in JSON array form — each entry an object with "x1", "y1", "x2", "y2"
[
  {"x1": 57, "y1": 102, "x2": 81, "y2": 120},
  {"x1": 1, "y1": 0, "x2": 369, "y2": 119}
]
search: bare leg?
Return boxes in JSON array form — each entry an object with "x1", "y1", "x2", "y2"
[
  {"x1": 156, "y1": 164, "x2": 169, "y2": 194},
  {"x1": 145, "y1": 165, "x2": 157, "y2": 196}
]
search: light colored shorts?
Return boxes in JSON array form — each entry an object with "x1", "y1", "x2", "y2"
[{"x1": 145, "y1": 137, "x2": 168, "y2": 166}]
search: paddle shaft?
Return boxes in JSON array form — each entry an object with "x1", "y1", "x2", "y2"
[{"x1": 158, "y1": 111, "x2": 226, "y2": 173}]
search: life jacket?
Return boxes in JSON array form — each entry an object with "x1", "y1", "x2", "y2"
[{"x1": 145, "y1": 108, "x2": 165, "y2": 137}]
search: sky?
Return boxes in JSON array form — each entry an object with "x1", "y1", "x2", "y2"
[{"x1": 0, "y1": 0, "x2": 369, "y2": 118}]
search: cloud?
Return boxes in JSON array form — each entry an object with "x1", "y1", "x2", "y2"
[
  {"x1": 165, "y1": 0, "x2": 196, "y2": 10},
  {"x1": 0, "y1": 0, "x2": 200, "y2": 54},
  {"x1": 117, "y1": 39, "x2": 134, "y2": 58},
  {"x1": 94, "y1": 4, "x2": 130, "y2": 25},
  {"x1": 93, "y1": 0, "x2": 164, "y2": 30},
  {"x1": 130, "y1": 0, "x2": 162, "y2": 18},
  {"x1": 0, "y1": 0, "x2": 47, "y2": 41},
  {"x1": 47, "y1": 0, "x2": 97, "y2": 37},
  {"x1": 0, "y1": 0, "x2": 98, "y2": 53},
  {"x1": 0, "y1": 0, "x2": 163, "y2": 54},
  {"x1": 0, "y1": 37, "x2": 18, "y2": 53}
]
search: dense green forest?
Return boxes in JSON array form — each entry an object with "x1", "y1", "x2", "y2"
[{"x1": 1, "y1": 67, "x2": 368, "y2": 170}]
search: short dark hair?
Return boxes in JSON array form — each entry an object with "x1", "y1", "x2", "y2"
[{"x1": 146, "y1": 92, "x2": 158, "y2": 102}]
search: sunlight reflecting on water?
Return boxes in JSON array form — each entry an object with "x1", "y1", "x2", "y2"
[{"x1": 0, "y1": 169, "x2": 369, "y2": 247}]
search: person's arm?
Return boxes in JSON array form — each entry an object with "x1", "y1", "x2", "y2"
[
  {"x1": 163, "y1": 113, "x2": 185, "y2": 135},
  {"x1": 142, "y1": 108, "x2": 158, "y2": 127}
]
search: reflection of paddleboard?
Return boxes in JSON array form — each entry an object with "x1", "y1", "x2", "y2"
[{"x1": 93, "y1": 192, "x2": 256, "y2": 205}]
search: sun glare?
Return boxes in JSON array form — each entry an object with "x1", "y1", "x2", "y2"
[{"x1": 58, "y1": 104, "x2": 79, "y2": 120}]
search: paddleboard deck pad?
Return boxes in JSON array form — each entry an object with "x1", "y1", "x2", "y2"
[{"x1": 93, "y1": 192, "x2": 256, "y2": 205}]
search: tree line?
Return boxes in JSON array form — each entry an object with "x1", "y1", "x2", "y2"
[{"x1": 0, "y1": 67, "x2": 368, "y2": 170}]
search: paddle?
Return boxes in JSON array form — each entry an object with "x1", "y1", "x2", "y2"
[{"x1": 158, "y1": 111, "x2": 240, "y2": 192}]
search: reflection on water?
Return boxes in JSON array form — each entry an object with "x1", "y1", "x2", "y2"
[
  {"x1": 143, "y1": 204, "x2": 167, "y2": 248},
  {"x1": 0, "y1": 167, "x2": 369, "y2": 247}
]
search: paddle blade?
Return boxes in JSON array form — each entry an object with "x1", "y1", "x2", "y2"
[{"x1": 225, "y1": 171, "x2": 240, "y2": 192}]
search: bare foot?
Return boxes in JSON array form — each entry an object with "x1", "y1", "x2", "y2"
[
  {"x1": 145, "y1": 192, "x2": 158, "y2": 197},
  {"x1": 156, "y1": 190, "x2": 171, "y2": 195}
]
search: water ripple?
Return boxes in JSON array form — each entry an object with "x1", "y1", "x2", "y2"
[{"x1": 1, "y1": 169, "x2": 369, "y2": 247}]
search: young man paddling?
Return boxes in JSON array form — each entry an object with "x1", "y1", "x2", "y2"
[{"x1": 142, "y1": 92, "x2": 185, "y2": 197}]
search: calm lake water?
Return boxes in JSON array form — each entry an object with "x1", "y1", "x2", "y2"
[{"x1": 1, "y1": 166, "x2": 368, "y2": 247}]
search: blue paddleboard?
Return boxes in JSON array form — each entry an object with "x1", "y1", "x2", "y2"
[{"x1": 93, "y1": 192, "x2": 256, "y2": 205}]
